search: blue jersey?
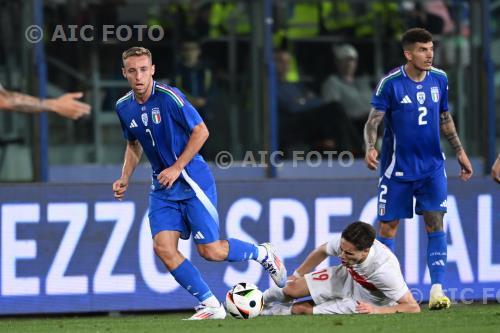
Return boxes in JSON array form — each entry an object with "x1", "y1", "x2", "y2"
[
  {"x1": 371, "y1": 66, "x2": 448, "y2": 181},
  {"x1": 115, "y1": 81, "x2": 215, "y2": 200}
]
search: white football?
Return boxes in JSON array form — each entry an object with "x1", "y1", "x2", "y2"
[{"x1": 225, "y1": 282, "x2": 264, "y2": 319}]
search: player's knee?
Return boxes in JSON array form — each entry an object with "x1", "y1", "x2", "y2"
[
  {"x1": 379, "y1": 221, "x2": 399, "y2": 237},
  {"x1": 423, "y1": 213, "x2": 444, "y2": 233},
  {"x1": 197, "y1": 243, "x2": 225, "y2": 261},
  {"x1": 379, "y1": 229, "x2": 397, "y2": 238},
  {"x1": 424, "y1": 224, "x2": 444, "y2": 233},
  {"x1": 153, "y1": 242, "x2": 178, "y2": 260}
]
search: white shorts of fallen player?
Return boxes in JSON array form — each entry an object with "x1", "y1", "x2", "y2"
[{"x1": 304, "y1": 265, "x2": 397, "y2": 315}]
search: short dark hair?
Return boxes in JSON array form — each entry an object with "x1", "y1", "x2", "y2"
[
  {"x1": 401, "y1": 28, "x2": 433, "y2": 49},
  {"x1": 341, "y1": 221, "x2": 376, "y2": 251}
]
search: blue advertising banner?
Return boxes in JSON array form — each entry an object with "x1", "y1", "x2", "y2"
[{"x1": 0, "y1": 178, "x2": 498, "y2": 315}]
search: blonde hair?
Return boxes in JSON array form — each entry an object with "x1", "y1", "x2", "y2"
[{"x1": 122, "y1": 46, "x2": 152, "y2": 64}]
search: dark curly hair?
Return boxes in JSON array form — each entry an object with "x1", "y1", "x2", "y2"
[{"x1": 402, "y1": 28, "x2": 433, "y2": 49}]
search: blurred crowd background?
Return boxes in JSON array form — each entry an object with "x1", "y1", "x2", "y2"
[{"x1": 0, "y1": 0, "x2": 498, "y2": 181}]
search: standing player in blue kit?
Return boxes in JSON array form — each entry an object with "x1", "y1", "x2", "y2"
[
  {"x1": 363, "y1": 28, "x2": 473, "y2": 310},
  {"x1": 112, "y1": 47, "x2": 286, "y2": 320}
]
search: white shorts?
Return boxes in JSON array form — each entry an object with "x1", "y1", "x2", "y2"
[{"x1": 304, "y1": 266, "x2": 357, "y2": 315}]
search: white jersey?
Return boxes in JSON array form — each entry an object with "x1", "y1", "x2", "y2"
[{"x1": 323, "y1": 237, "x2": 408, "y2": 306}]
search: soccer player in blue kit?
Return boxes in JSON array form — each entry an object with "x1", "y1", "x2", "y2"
[
  {"x1": 112, "y1": 47, "x2": 287, "y2": 320},
  {"x1": 363, "y1": 28, "x2": 473, "y2": 310}
]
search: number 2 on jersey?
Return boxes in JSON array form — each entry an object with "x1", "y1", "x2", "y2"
[{"x1": 418, "y1": 106, "x2": 428, "y2": 125}]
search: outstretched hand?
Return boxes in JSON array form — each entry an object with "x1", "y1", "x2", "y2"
[{"x1": 50, "y1": 92, "x2": 91, "y2": 120}]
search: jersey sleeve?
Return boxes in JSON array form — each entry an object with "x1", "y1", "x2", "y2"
[
  {"x1": 371, "y1": 78, "x2": 391, "y2": 112},
  {"x1": 440, "y1": 75, "x2": 449, "y2": 113},
  {"x1": 372, "y1": 259, "x2": 409, "y2": 302},
  {"x1": 167, "y1": 88, "x2": 204, "y2": 132},
  {"x1": 325, "y1": 236, "x2": 341, "y2": 256}
]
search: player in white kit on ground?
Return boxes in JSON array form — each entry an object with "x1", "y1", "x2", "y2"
[{"x1": 262, "y1": 222, "x2": 421, "y2": 315}]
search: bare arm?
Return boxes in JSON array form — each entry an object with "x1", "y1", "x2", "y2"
[
  {"x1": 439, "y1": 111, "x2": 463, "y2": 153},
  {"x1": 175, "y1": 122, "x2": 209, "y2": 170},
  {"x1": 363, "y1": 108, "x2": 385, "y2": 170},
  {"x1": 293, "y1": 243, "x2": 329, "y2": 277},
  {"x1": 157, "y1": 122, "x2": 209, "y2": 188},
  {"x1": 121, "y1": 140, "x2": 143, "y2": 180},
  {"x1": 0, "y1": 88, "x2": 50, "y2": 112},
  {"x1": 440, "y1": 111, "x2": 473, "y2": 180},
  {"x1": 364, "y1": 108, "x2": 384, "y2": 151},
  {"x1": 356, "y1": 290, "x2": 421, "y2": 314},
  {"x1": 112, "y1": 140, "x2": 143, "y2": 200},
  {"x1": 0, "y1": 87, "x2": 90, "y2": 120}
]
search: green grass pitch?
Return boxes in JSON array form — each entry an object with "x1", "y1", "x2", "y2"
[{"x1": 1, "y1": 304, "x2": 499, "y2": 333}]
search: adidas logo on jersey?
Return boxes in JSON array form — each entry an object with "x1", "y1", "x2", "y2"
[
  {"x1": 400, "y1": 95, "x2": 412, "y2": 104},
  {"x1": 129, "y1": 119, "x2": 138, "y2": 128},
  {"x1": 194, "y1": 231, "x2": 205, "y2": 240},
  {"x1": 440, "y1": 200, "x2": 447, "y2": 208}
]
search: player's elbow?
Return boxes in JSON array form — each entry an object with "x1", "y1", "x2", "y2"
[
  {"x1": 411, "y1": 303, "x2": 421, "y2": 313},
  {"x1": 201, "y1": 124, "x2": 209, "y2": 139},
  {"x1": 403, "y1": 302, "x2": 421, "y2": 313},
  {"x1": 193, "y1": 122, "x2": 209, "y2": 140},
  {"x1": 398, "y1": 291, "x2": 421, "y2": 313}
]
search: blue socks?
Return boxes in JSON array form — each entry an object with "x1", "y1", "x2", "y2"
[
  {"x1": 427, "y1": 231, "x2": 447, "y2": 285},
  {"x1": 226, "y1": 238, "x2": 260, "y2": 262},
  {"x1": 377, "y1": 236, "x2": 395, "y2": 252},
  {"x1": 170, "y1": 239, "x2": 260, "y2": 303},
  {"x1": 377, "y1": 230, "x2": 447, "y2": 285},
  {"x1": 170, "y1": 259, "x2": 213, "y2": 303}
]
